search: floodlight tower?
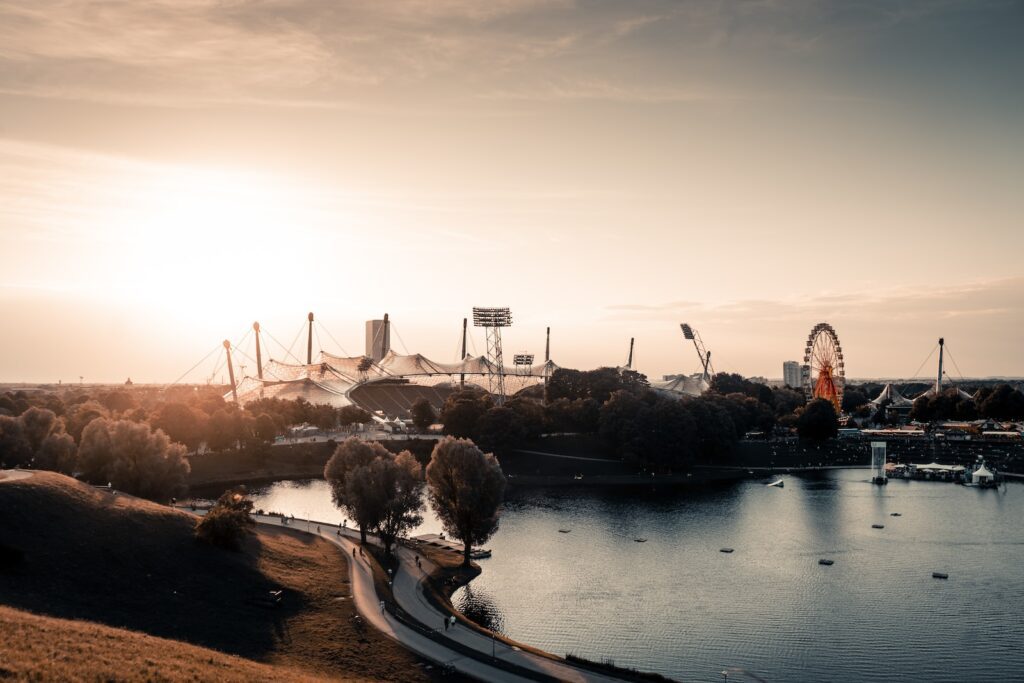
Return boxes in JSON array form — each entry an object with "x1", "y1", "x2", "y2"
[
  {"x1": 253, "y1": 322, "x2": 263, "y2": 380},
  {"x1": 681, "y1": 323, "x2": 715, "y2": 384},
  {"x1": 473, "y1": 307, "x2": 512, "y2": 404}
]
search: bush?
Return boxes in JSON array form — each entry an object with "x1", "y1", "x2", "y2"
[{"x1": 195, "y1": 488, "x2": 255, "y2": 550}]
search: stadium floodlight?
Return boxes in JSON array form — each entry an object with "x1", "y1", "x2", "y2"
[
  {"x1": 472, "y1": 306, "x2": 512, "y2": 403},
  {"x1": 681, "y1": 323, "x2": 695, "y2": 340},
  {"x1": 473, "y1": 307, "x2": 512, "y2": 328},
  {"x1": 513, "y1": 354, "x2": 534, "y2": 366}
]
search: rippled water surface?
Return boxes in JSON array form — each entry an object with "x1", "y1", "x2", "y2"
[{"x1": 248, "y1": 472, "x2": 1024, "y2": 682}]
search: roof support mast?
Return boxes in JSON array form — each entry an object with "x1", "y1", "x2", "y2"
[
  {"x1": 223, "y1": 340, "x2": 237, "y2": 402},
  {"x1": 307, "y1": 312, "x2": 314, "y2": 364},
  {"x1": 936, "y1": 337, "x2": 945, "y2": 395},
  {"x1": 253, "y1": 322, "x2": 263, "y2": 380},
  {"x1": 627, "y1": 337, "x2": 635, "y2": 370},
  {"x1": 460, "y1": 317, "x2": 467, "y2": 389}
]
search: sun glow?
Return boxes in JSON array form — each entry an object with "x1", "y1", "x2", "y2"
[{"x1": 105, "y1": 167, "x2": 330, "y2": 317}]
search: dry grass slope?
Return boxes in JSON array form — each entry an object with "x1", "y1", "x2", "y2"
[
  {"x1": 0, "y1": 604, "x2": 330, "y2": 683},
  {"x1": 0, "y1": 472, "x2": 438, "y2": 682}
]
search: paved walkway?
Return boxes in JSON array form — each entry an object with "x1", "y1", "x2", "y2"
[{"x1": 254, "y1": 515, "x2": 627, "y2": 682}]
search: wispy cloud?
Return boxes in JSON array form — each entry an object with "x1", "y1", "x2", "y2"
[{"x1": 2, "y1": 0, "x2": 1015, "y2": 108}]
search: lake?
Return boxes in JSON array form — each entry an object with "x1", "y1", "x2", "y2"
[{"x1": 244, "y1": 471, "x2": 1024, "y2": 682}]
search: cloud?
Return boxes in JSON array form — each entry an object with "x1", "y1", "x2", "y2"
[
  {"x1": 3, "y1": 0, "x2": 1016, "y2": 108},
  {"x1": 606, "y1": 277, "x2": 1024, "y2": 324}
]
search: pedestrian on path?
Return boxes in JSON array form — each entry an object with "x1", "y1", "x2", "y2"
[
  {"x1": 444, "y1": 617, "x2": 449, "y2": 631},
  {"x1": 352, "y1": 547, "x2": 356, "y2": 557},
  {"x1": 380, "y1": 600, "x2": 385, "y2": 613},
  {"x1": 449, "y1": 615, "x2": 456, "y2": 629}
]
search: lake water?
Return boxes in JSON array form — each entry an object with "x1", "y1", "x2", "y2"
[{"x1": 245, "y1": 472, "x2": 1024, "y2": 682}]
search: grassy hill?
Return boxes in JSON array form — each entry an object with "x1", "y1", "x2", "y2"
[
  {"x1": 0, "y1": 471, "x2": 436, "y2": 681},
  {"x1": 0, "y1": 604, "x2": 328, "y2": 682}
]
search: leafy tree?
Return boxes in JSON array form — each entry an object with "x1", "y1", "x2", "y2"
[
  {"x1": 338, "y1": 405, "x2": 373, "y2": 427},
  {"x1": 324, "y1": 437, "x2": 388, "y2": 543},
  {"x1": 309, "y1": 404, "x2": 338, "y2": 431},
  {"x1": 65, "y1": 401, "x2": 108, "y2": 443},
  {"x1": 504, "y1": 397, "x2": 545, "y2": 439},
  {"x1": 253, "y1": 413, "x2": 278, "y2": 443},
  {"x1": 0, "y1": 408, "x2": 76, "y2": 473},
  {"x1": 0, "y1": 416, "x2": 32, "y2": 468},
  {"x1": 195, "y1": 487, "x2": 255, "y2": 550},
  {"x1": 978, "y1": 384, "x2": 1024, "y2": 420},
  {"x1": 426, "y1": 437, "x2": 505, "y2": 567},
  {"x1": 152, "y1": 402, "x2": 207, "y2": 451},
  {"x1": 373, "y1": 451, "x2": 425, "y2": 555},
  {"x1": 439, "y1": 389, "x2": 493, "y2": 440},
  {"x1": 599, "y1": 391, "x2": 696, "y2": 471},
  {"x1": 476, "y1": 406, "x2": 524, "y2": 454},
  {"x1": 841, "y1": 389, "x2": 868, "y2": 412},
  {"x1": 77, "y1": 418, "x2": 189, "y2": 501},
  {"x1": 544, "y1": 397, "x2": 599, "y2": 433},
  {"x1": 772, "y1": 387, "x2": 806, "y2": 417},
  {"x1": 797, "y1": 399, "x2": 838, "y2": 441},
  {"x1": 98, "y1": 390, "x2": 136, "y2": 413},
  {"x1": 410, "y1": 398, "x2": 436, "y2": 432}
]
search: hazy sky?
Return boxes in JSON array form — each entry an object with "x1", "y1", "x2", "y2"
[{"x1": 1, "y1": 0, "x2": 1022, "y2": 383}]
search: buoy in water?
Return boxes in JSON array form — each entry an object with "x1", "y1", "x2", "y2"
[
  {"x1": 558, "y1": 529, "x2": 571, "y2": 533},
  {"x1": 634, "y1": 538, "x2": 647, "y2": 543},
  {"x1": 818, "y1": 559, "x2": 834, "y2": 566},
  {"x1": 932, "y1": 572, "x2": 949, "y2": 580},
  {"x1": 890, "y1": 513, "x2": 902, "y2": 517},
  {"x1": 872, "y1": 524, "x2": 885, "y2": 529},
  {"x1": 720, "y1": 548, "x2": 734, "y2": 553}
]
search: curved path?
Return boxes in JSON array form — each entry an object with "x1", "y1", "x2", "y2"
[{"x1": 253, "y1": 515, "x2": 627, "y2": 683}]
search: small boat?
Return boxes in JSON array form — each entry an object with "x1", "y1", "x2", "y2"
[
  {"x1": 720, "y1": 548, "x2": 734, "y2": 553},
  {"x1": 470, "y1": 549, "x2": 492, "y2": 559},
  {"x1": 573, "y1": 474, "x2": 584, "y2": 480},
  {"x1": 818, "y1": 559, "x2": 834, "y2": 566},
  {"x1": 890, "y1": 513, "x2": 902, "y2": 517},
  {"x1": 767, "y1": 480, "x2": 784, "y2": 488},
  {"x1": 872, "y1": 524, "x2": 885, "y2": 529},
  {"x1": 558, "y1": 529, "x2": 571, "y2": 534},
  {"x1": 634, "y1": 538, "x2": 647, "y2": 543},
  {"x1": 932, "y1": 572, "x2": 949, "y2": 580}
]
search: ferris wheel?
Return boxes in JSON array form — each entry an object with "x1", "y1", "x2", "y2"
[{"x1": 802, "y1": 322, "x2": 845, "y2": 413}]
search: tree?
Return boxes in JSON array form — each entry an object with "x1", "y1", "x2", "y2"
[
  {"x1": 0, "y1": 415, "x2": 31, "y2": 468},
  {"x1": 797, "y1": 399, "x2": 839, "y2": 441},
  {"x1": 426, "y1": 437, "x2": 505, "y2": 567},
  {"x1": 195, "y1": 487, "x2": 255, "y2": 550},
  {"x1": 476, "y1": 406, "x2": 523, "y2": 454},
  {"x1": 373, "y1": 451, "x2": 425, "y2": 555},
  {"x1": 153, "y1": 403, "x2": 207, "y2": 451},
  {"x1": 841, "y1": 389, "x2": 868, "y2": 413},
  {"x1": 253, "y1": 413, "x2": 278, "y2": 443},
  {"x1": 77, "y1": 418, "x2": 189, "y2": 501},
  {"x1": 338, "y1": 405, "x2": 373, "y2": 427},
  {"x1": 324, "y1": 437, "x2": 388, "y2": 543},
  {"x1": 0, "y1": 408, "x2": 77, "y2": 473},
  {"x1": 439, "y1": 390, "x2": 492, "y2": 439},
  {"x1": 410, "y1": 398, "x2": 436, "y2": 433}
]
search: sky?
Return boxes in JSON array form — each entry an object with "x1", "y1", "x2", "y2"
[{"x1": 1, "y1": 0, "x2": 1022, "y2": 383}]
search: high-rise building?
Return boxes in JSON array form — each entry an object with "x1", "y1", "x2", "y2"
[
  {"x1": 365, "y1": 318, "x2": 390, "y2": 361},
  {"x1": 783, "y1": 360, "x2": 802, "y2": 389}
]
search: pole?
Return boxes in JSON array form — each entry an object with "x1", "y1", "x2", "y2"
[
  {"x1": 253, "y1": 322, "x2": 263, "y2": 379},
  {"x1": 460, "y1": 317, "x2": 467, "y2": 389},
  {"x1": 383, "y1": 312, "x2": 390, "y2": 356},
  {"x1": 223, "y1": 340, "x2": 237, "y2": 401},
  {"x1": 936, "y1": 337, "x2": 944, "y2": 394},
  {"x1": 307, "y1": 312, "x2": 314, "y2": 364},
  {"x1": 545, "y1": 326, "x2": 550, "y2": 363},
  {"x1": 627, "y1": 337, "x2": 635, "y2": 370}
]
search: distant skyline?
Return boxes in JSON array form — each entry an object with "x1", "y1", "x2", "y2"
[{"x1": 1, "y1": 1, "x2": 1022, "y2": 382}]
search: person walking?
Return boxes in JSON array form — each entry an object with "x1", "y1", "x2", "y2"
[
  {"x1": 352, "y1": 547, "x2": 356, "y2": 557},
  {"x1": 444, "y1": 617, "x2": 449, "y2": 631}
]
